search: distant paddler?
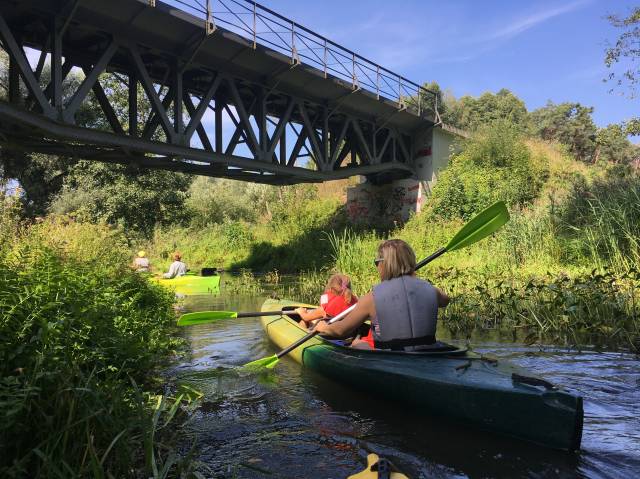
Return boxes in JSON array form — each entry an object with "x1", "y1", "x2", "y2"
[
  {"x1": 132, "y1": 250, "x2": 151, "y2": 273},
  {"x1": 162, "y1": 251, "x2": 187, "y2": 279}
]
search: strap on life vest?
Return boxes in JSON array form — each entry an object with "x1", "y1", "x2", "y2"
[{"x1": 373, "y1": 334, "x2": 436, "y2": 351}]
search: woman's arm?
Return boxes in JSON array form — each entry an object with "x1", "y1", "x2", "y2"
[
  {"x1": 314, "y1": 292, "x2": 374, "y2": 337},
  {"x1": 435, "y1": 287, "x2": 450, "y2": 307}
]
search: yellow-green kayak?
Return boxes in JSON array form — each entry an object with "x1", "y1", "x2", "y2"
[{"x1": 152, "y1": 272, "x2": 221, "y2": 295}]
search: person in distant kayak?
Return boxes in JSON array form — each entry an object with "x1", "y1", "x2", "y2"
[
  {"x1": 132, "y1": 250, "x2": 151, "y2": 273},
  {"x1": 314, "y1": 239, "x2": 449, "y2": 351},
  {"x1": 295, "y1": 274, "x2": 357, "y2": 329},
  {"x1": 162, "y1": 252, "x2": 187, "y2": 279}
]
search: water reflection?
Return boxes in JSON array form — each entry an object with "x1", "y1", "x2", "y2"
[{"x1": 169, "y1": 280, "x2": 640, "y2": 478}]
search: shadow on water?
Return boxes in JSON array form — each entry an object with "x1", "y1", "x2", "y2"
[
  {"x1": 303, "y1": 369, "x2": 581, "y2": 478},
  {"x1": 170, "y1": 290, "x2": 640, "y2": 479}
]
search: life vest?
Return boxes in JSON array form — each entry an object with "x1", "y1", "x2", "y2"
[
  {"x1": 371, "y1": 276, "x2": 438, "y2": 351},
  {"x1": 320, "y1": 290, "x2": 337, "y2": 307}
]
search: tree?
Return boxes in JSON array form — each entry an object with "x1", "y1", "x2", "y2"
[
  {"x1": 605, "y1": 7, "x2": 640, "y2": 136},
  {"x1": 49, "y1": 161, "x2": 191, "y2": 238},
  {"x1": 448, "y1": 89, "x2": 529, "y2": 132},
  {"x1": 529, "y1": 102, "x2": 597, "y2": 162},
  {"x1": 594, "y1": 124, "x2": 636, "y2": 164},
  {"x1": 0, "y1": 55, "x2": 97, "y2": 215},
  {"x1": 0, "y1": 51, "x2": 192, "y2": 231}
]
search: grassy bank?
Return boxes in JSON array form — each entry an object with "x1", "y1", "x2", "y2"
[
  {"x1": 0, "y1": 204, "x2": 196, "y2": 478},
  {"x1": 144, "y1": 125, "x2": 640, "y2": 352}
]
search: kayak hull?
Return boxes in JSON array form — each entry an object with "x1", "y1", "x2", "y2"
[
  {"x1": 152, "y1": 272, "x2": 221, "y2": 295},
  {"x1": 260, "y1": 299, "x2": 583, "y2": 451}
]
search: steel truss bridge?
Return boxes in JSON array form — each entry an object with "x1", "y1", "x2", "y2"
[{"x1": 0, "y1": 0, "x2": 438, "y2": 184}]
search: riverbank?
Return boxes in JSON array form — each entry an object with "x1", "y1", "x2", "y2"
[
  {"x1": 0, "y1": 206, "x2": 197, "y2": 478},
  {"x1": 143, "y1": 132, "x2": 640, "y2": 352}
]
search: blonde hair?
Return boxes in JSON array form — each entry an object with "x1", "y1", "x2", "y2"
[
  {"x1": 326, "y1": 273, "x2": 354, "y2": 304},
  {"x1": 172, "y1": 251, "x2": 182, "y2": 261},
  {"x1": 377, "y1": 239, "x2": 416, "y2": 281}
]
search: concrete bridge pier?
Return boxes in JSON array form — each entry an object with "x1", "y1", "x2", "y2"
[{"x1": 346, "y1": 125, "x2": 463, "y2": 227}]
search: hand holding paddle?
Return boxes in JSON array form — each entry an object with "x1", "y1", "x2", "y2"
[{"x1": 243, "y1": 201, "x2": 510, "y2": 370}]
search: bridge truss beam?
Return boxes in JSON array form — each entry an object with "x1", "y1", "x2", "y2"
[{"x1": 0, "y1": 0, "x2": 433, "y2": 184}]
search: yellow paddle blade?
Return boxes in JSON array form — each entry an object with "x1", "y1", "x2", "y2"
[
  {"x1": 177, "y1": 311, "x2": 237, "y2": 326},
  {"x1": 348, "y1": 454, "x2": 409, "y2": 479},
  {"x1": 241, "y1": 355, "x2": 279, "y2": 371}
]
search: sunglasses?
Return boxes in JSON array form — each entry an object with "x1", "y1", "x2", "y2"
[{"x1": 373, "y1": 258, "x2": 384, "y2": 266}]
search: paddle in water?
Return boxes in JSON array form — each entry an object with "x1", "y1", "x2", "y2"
[{"x1": 242, "y1": 200, "x2": 510, "y2": 371}]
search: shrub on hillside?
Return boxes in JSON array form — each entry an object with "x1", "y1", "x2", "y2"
[{"x1": 429, "y1": 120, "x2": 548, "y2": 219}]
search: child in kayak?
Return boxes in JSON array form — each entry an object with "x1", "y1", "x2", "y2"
[
  {"x1": 314, "y1": 239, "x2": 449, "y2": 351},
  {"x1": 295, "y1": 274, "x2": 357, "y2": 329}
]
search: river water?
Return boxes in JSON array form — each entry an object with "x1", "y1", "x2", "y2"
[{"x1": 168, "y1": 285, "x2": 640, "y2": 479}]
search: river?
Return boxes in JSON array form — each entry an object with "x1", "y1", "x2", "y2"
[{"x1": 167, "y1": 282, "x2": 640, "y2": 479}]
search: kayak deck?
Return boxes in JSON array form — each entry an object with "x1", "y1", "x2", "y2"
[{"x1": 260, "y1": 298, "x2": 583, "y2": 451}]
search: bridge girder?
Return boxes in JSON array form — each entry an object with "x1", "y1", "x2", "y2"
[{"x1": 0, "y1": 0, "x2": 436, "y2": 184}]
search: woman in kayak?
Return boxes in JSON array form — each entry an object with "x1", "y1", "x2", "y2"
[
  {"x1": 294, "y1": 273, "x2": 357, "y2": 329},
  {"x1": 314, "y1": 239, "x2": 449, "y2": 351},
  {"x1": 162, "y1": 251, "x2": 187, "y2": 279}
]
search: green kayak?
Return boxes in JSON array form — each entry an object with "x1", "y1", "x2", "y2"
[
  {"x1": 260, "y1": 299, "x2": 583, "y2": 451},
  {"x1": 152, "y1": 272, "x2": 221, "y2": 295}
]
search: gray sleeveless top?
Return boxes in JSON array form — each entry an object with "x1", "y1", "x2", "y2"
[{"x1": 371, "y1": 276, "x2": 438, "y2": 351}]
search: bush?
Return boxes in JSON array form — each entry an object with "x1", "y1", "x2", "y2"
[
  {"x1": 429, "y1": 120, "x2": 548, "y2": 219},
  {"x1": 185, "y1": 177, "x2": 261, "y2": 226},
  {"x1": 49, "y1": 161, "x2": 191, "y2": 238},
  {"x1": 0, "y1": 219, "x2": 191, "y2": 477}
]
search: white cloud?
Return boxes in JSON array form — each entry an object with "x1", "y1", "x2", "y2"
[{"x1": 475, "y1": 0, "x2": 591, "y2": 43}]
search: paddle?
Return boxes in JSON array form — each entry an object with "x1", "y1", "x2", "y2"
[
  {"x1": 178, "y1": 309, "x2": 300, "y2": 326},
  {"x1": 243, "y1": 200, "x2": 510, "y2": 370}
]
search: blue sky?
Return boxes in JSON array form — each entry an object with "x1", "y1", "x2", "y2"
[{"x1": 261, "y1": 0, "x2": 638, "y2": 136}]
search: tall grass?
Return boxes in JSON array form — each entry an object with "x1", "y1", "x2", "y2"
[
  {"x1": 0, "y1": 212, "x2": 197, "y2": 478},
  {"x1": 287, "y1": 173, "x2": 640, "y2": 351},
  {"x1": 560, "y1": 172, "x2": 640, "y2": 272}
]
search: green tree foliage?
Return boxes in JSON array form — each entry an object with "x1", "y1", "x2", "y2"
[
  {"x1": 605, "y1": 7, "x2": 640, "y2": 135},
  {"x1": 529, "y1": 101, "x2": 597, "y2": 162},
  {"x1": 49, "y1": 161, "x2": 191, "y2": 238},
  {"x1": 186, "y1": 176, "x2": 276, "y2": 226},
  {"x1": 595, "y1": 124, "x2": 636, "y2": 163},
  {"x1": 429, "y1": 120, "x2": 547, "y2": 219},
  {"x1": 447, "y1": 89, "x2": 529, "y2": 132},
  {"x1": 0, "y1": 56, "x2": 101, "y2": 215}
]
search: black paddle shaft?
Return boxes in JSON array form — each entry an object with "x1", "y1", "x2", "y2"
[
  {"x1": 237, "y1": 310, "x2": 297, "y2": 318},
  {"x1": 277, "y1": 330, "x2": 319, "y2": 358},
  {"x1": 415, "y1": 247, "x2": 446, "y2": 270}
]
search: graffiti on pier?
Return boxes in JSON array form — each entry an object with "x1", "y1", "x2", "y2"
[{"x1": 346, "y1": 179, "x2": 427, "y2": 226}]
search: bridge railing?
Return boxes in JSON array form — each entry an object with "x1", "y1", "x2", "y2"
[{"x1": 164, "y1": 0, "x2": 437, "y2": 117}]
